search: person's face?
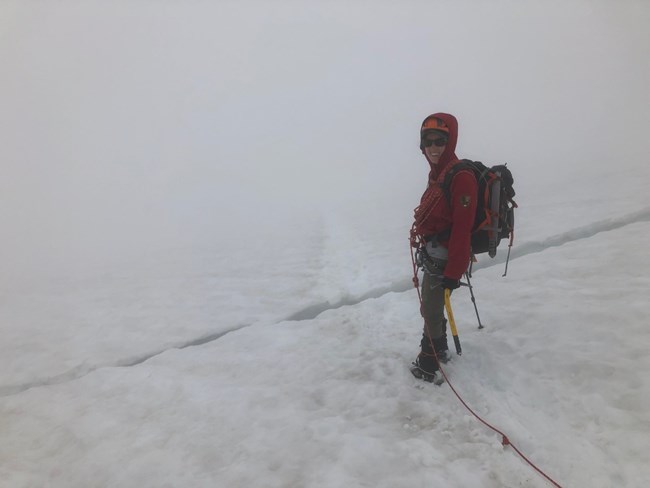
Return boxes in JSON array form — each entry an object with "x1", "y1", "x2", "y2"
[{"x1": 422, "y1": 131, "x2": 448, "y2": 165}]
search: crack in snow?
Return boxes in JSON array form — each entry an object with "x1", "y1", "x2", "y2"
[
  {"x1": 472, "y1": 206, "x2": 650, "y2": 272},
  {"x1": 288, "y1": 207, "x2": 650, "y2": 320},
  {"x1": 284, "y1": 285, "x2": 398, "y2": 321},
  {"x1": 3, "y1": 207, "x2": 649, "y2": 398},
  {"x1": 0, "y1": 326, "x2": 243, "y2": 397}
]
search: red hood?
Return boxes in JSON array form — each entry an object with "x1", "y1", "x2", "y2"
[{"x1": 421, "y1": 112, "x2": 459, "y2": 181}]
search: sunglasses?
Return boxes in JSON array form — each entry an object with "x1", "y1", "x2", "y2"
[{"x1": 421, "y1": 136, "x2": 448, "y2": 148}]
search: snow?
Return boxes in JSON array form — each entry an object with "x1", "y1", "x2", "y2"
[
  {"x1": 2, "y1": 1, "x2": 650, "y2": 487},
  {"x1": 3, "y1": 221, "x2": 650, "y2": 487}
]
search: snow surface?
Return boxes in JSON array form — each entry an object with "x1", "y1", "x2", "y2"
[
  {"x1": 2, "y1": 1, "x2": 650, "y2": 487},
  {"x1": 2, "y1": 216, "x2": 650, "y2": 487}
]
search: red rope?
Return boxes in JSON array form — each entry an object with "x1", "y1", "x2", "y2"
[{"x1": 409, "y1": 246, "x2": 563, "y2": 488}]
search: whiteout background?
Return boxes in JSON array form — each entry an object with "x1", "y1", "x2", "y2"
[{"x1": 1, "y1": 1, "x2": 649, "y2": 487}]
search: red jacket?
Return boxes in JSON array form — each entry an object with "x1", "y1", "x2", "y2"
[{"x1": 413, "y1": 113, "x2": 478, "y2": 280}]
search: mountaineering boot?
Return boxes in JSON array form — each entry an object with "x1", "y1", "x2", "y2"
[
  {"x1": 419, "y1": 333, "x2": 451, "y2": 364},
  {"x1": 410, "y1": 353, "x2": 444, "y2": 385},
  {"x1": 433, "y1": 335, "x2": 451, "y2": 363},
  {"x1": 411, "y1": 337, "x2": 444, "y2": 385}
]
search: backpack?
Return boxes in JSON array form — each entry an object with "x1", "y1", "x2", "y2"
[{"x1": 441, "y1": 160, "x2": 517, "y2": 259}]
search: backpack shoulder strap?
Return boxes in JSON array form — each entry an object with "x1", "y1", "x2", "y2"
[{"x1": 440, "y1": 159, "x2": 483, "y2": 204}]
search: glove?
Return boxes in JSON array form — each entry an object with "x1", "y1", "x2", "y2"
[{"x1": 441, "y1": 276, "x2": 460, "y2": 290}]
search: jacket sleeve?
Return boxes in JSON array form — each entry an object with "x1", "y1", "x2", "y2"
[{"x1": 444, "y1": 170, "x2": 478, "y2": 280}]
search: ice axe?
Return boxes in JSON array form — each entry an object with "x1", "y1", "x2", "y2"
[{"x1": 444, "y1": 289, "x2": 462, "y2": 355}]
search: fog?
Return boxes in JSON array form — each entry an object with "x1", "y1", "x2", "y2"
[{"x1": 1, "y1": 0, "x2": 649, "y2": 285}]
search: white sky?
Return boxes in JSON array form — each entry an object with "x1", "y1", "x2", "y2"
[{"x1": 1, "y1": 0, "x2": 649, "y2": 282}]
